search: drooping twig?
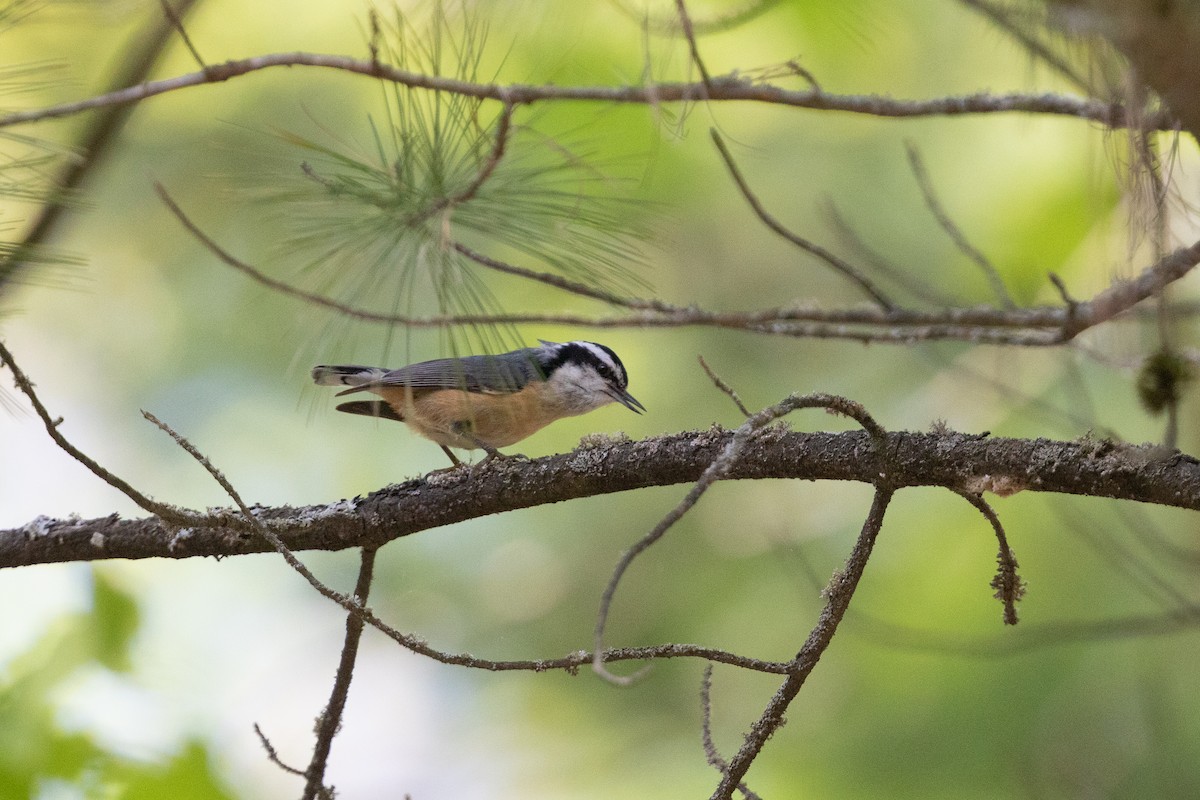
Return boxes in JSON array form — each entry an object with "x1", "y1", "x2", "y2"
[
  {"x1": 712, "y1": 486, "x2": 895, "y2": 799},
  {"x1": 139, "y1": 410, "x2": 360, "y2": 612},
  {"x1": 302, "y1": 546, "x2": 379, "y2": 800},
  {"x1": 129, "y1": 414, "x2": 804, "y2": 682},
  {"x1": 253, "y1": 723, "x2": 306, "y2": 777},
  {"x1": 954, "y1": 490, "x2": 1024, "y2": 625},
  {"x1": 906, "y1": 143, "x2": 1016, "y2": 309},
  {"x1": 700, "y1": 666, "x2": 761, "y2": 800},
  {"x1": 710, "y1": 128, "x2": 897, "y2": 310}
]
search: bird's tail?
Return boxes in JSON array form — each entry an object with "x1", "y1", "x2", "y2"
[{"x1": 312, "y1": 365, "x2": 388, "y2": 395}]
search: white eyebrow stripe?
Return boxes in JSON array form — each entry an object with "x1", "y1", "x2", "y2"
[{"x1": 574, "y1": 341, "x2": 625, "y2": 384}]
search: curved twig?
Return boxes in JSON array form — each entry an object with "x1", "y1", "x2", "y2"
[{"x1": 593, "y1": 392, "x2": 886, "y2": 683}]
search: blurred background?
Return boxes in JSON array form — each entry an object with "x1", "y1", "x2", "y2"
[{"x1": 2, "y1": 0, "x2": 1200, "y2": 797}]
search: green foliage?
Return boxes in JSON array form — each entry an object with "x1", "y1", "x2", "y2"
[
  {"x1": 0, "y1": 571, "x2": 233, "y2": 800},
  {"x1": 263, "y1": 5, "x2": 648, "y2": 356}
]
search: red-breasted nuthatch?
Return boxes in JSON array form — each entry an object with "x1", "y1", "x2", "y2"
[{"x1": 312, "y1": 340, "x2": 644, "y2": 466}]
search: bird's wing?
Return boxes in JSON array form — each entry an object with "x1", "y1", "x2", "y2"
[{"x1": 342, "y1": 350, "x2": 544, "y2": 395}]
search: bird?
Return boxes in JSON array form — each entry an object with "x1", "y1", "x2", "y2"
[{"x1": 312, "y1": 340, "x2": 644, "y2": 466}]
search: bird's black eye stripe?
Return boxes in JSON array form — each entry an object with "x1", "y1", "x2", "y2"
[{"x1": 544, "y1": 342, "x2": 628, "y2": 387}]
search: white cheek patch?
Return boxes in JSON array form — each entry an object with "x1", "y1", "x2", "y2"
[{"x1": 548, "y1": 362, "x2": 612, "y2": 412}]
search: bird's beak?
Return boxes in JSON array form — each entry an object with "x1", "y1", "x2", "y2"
[{"x1": 610, "y1": 388, "x2": 646, "y2": 414}]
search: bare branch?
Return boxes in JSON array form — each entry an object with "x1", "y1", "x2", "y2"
[
  {"x1": 253, "y1": 723, "x2": 306, "y2": 777},
  {"x1": 955, "y1": 490, "x2": 1025, "y2": 625},
  {"x1": 303, "y1": 547, "x2": 378, "y2": 800},
  {"x1": 906, "y1": 143, "x2": 1016, "y2": 309},
  {"x1": 593, "y1": 393, "x2": 886, "y2": 683},
  {"x1": 155, "y1": 184, "x2": 1200, "y2": 344},
  {"x1": 710, "y1": 128, "x2": 896, "y2": 310},
  {"x1": 0, "y1": 53, "x2": 1161, "y2": 131},
  {"x1": 8, "y1": 427, "x2": 1200, "y2": 568},
  {"x1": 712, "y1": 486, "x2": 895, "y2": 798},
  {"x1": 700, "y1": 666, "x2": 761, "y2": 800},
  {"x1": 698, "y1": 355, "x2": 752, "y2": 418},
  {"x1": 0, "y1": 340, "x2": 188, "y2": 523}
]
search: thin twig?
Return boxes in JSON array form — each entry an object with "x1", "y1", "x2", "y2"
[
  {"x1": 698, "y1": 355, "x2": 752, "y2": 417},
  {"x1": 822, "y1": 198, "x2": 958, "y2": 306},
  {"x1": 253, "y1": 723, "x2": 307, "y2": 777},
  {"x1": 135, "y1": 415, "x2": 806, "y2": 680},
  {"x1": 451, "y1": 241, "x2": 676, "y2": 312},
  {"x1": 442, "y1": 103, "x2": 514, "y2": 209},
  {"x1": 303, "y1": 547, "x2": 379, "y2": 800},
  {"x1": 907, "y1": 143, "x2": 1016, "y2": 309},
  {"x1": 0, "y1": 340, "x2": 188, "y2": 523},
  {"x1": 139, "y1": 411, "x2": 365, "y2": 621},
  {"x1": 954, "y1": 491, "x2": 1025, "y2": 625},
  {"x1": 957, "y1": 0, "x2": 1092, "y2": 92},
  {"x1": 712, "y1": 486, "x2": 895, "y2": 799},
  {"x1": 711, "y1": 129, "x2": 897, "y2": 310},
  {"x1": 593, "y1": 393, "x2": 886, "y2": 683},
  {"x1": 700, "y1": 666, "x2": 762, "y2": 800},
  {"x1": 1048, "y1": 272, "x2": 1076, "y2": 306},
  {"x1": 158, "y1": 0, "x2": 206, "y2": 69},
  {"x1": 675, "y1": 0, "x2": 714, "y2": 92}
]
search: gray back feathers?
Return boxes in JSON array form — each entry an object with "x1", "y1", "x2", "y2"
[{"x1": 312, "y1": 348, "x2": 546, "y2": 397}]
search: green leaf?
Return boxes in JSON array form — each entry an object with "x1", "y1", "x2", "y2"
[{"x1": 90, "y1": 570, "x2": 139, "y2": 674}]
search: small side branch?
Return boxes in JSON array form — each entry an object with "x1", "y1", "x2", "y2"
[
  {"x1": 698, "y1": 355, "x2": 752, "y2": 418},
  {"x1": 700, "y1": 666, "x2": 761, "y2": 800},
  {"x1": 955, "y1": 490, "x2": 1025, "y2": 625},
  {"x1": 253, "y1": 723, "x2": 306, "y2": 777},
  {"x1": 302, "y1": 547, "x2": 379, "y2": 800},
  {"x1": 675, "y1": 0, "x2": 714, "y2": 91},
  {"x1": 907, "y1": 143, "x2": 1015, "y2": 309},
  {"x1": 0, "y1": 340, "x2": 188, "y2": 523},
  {"x1": 711, "y1": 129, "x2": 896, "y2": 310},
  {"x1": 711, "y1": 486, "x2": 895, "y2": 799},
  {"x1": 594, "y1": 393, "x2": 886, "y2": 683}
]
